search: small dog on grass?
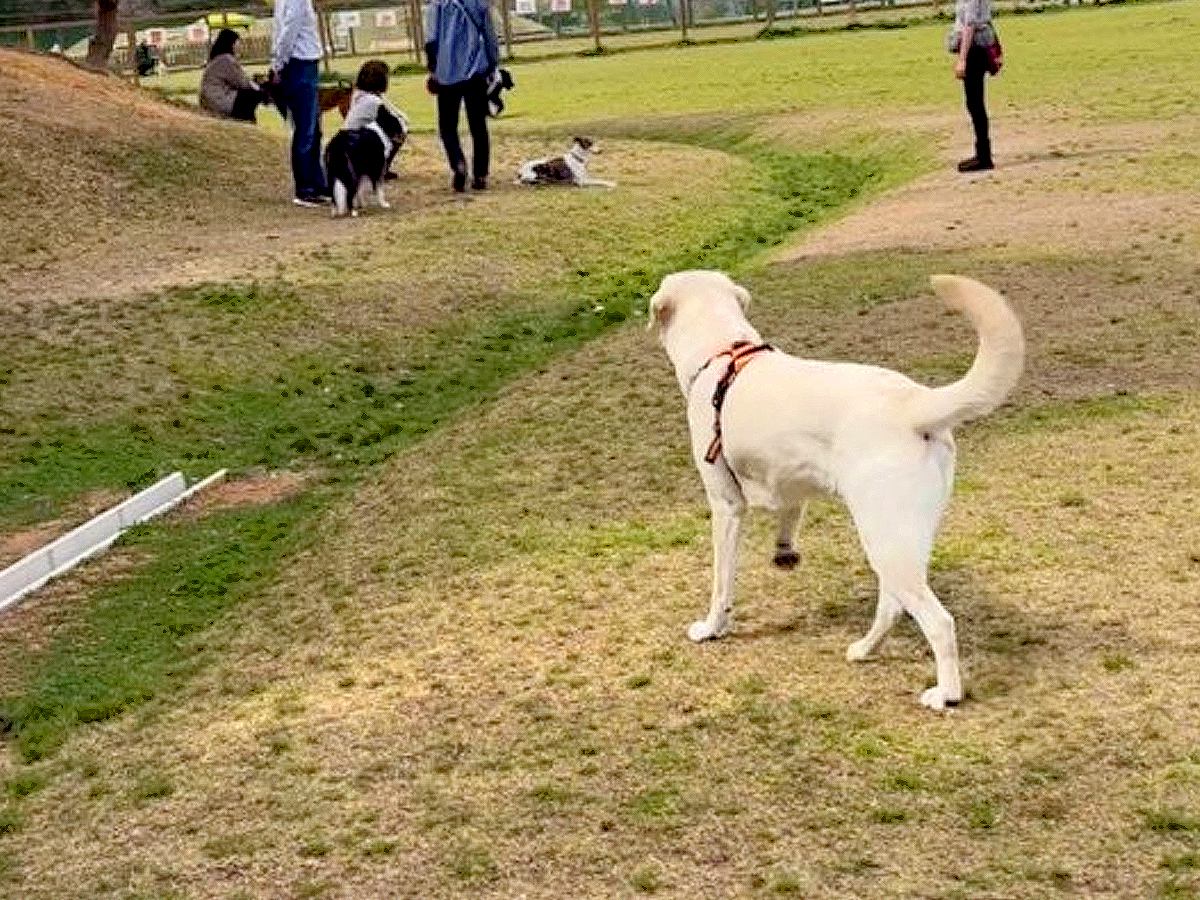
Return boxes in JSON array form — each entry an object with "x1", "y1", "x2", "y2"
[
  {"x1": 323, "y1": 105, "x2": 409, "y2": 218},
  {"x1": 648, "y1": 270, "x2": 1024, "y2": 710},
  {"x1": 517, "y1": 137, "x2": 615, "y2": 188}
]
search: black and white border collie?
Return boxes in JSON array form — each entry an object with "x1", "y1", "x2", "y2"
[
  {"x1": 323, "y1": 105, "x2": 409, "y2": 218},
  {"x1": 517, "y1": 137, "x2": 616, "y2": 188}
]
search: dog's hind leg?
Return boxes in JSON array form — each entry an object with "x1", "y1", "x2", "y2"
[
  {"x1": 374, "y1": 180, "x2": 391, "y2": 209},
  {"x1": 773, "y1": 503, "x2": 806, "y2": 569},
  {"x1": 688, "y1": 485, "x2": 746, "y2": 643},
  {"x1": 331, "y1": 180, "x2": 350, "y2": 218},
  {"x1": 845, "y1": 465, "x2": 960, "y2": 709}
]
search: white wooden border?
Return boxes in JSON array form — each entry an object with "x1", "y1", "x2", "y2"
[{"x1": 0, "y1": 469, "x2": 227, "y2": 614}]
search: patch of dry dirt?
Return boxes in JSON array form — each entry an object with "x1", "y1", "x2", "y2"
[
  {"x1": 182, "y1": 470, "x2": 308, "y2": 516},
  {"x1": 779, "y1": 118, "x2": 1200, "y2": 260}
]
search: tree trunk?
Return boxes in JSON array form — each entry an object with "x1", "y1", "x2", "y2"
[
  {"x1": 680, "y1": 0, "x2": 689, "y2": 40},
  {"x1": 410, "y1": 0, "x2": 426, "y2": 65},
  {"x1": 499, "y1": 0, "x2": 514, "y2": 60},
  {"x1": 587, "y1": 0, "x2": 602, "y2": 52},
  {"x1": 85, "y1": 0, "x2": 119, "y2": 72},
  {"x1": 765, "y1": 0, "x2": 776, "y2": 29}
]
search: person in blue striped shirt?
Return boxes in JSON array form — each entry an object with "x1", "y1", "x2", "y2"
[
  {"x1": 272, "y1": 0, "x2": 329, "y2": 205},
  {"x1": 424, "y1": 0, "x2": 500, "y2": 192}
]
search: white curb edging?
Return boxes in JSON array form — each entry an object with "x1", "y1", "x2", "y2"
[{"x1": 0, "y1": 469, "x2": 228, "y2": 614}]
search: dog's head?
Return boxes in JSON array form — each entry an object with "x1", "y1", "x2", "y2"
[
  {"x1": 571, "y1": 136, "x2": 597, "y2": 158},
  {"x1": 376, "y1": 105, "x2": 410, "y2": 148},
  {"x1": 647, "y1": 270, "x2": 752, "y2": 339}
]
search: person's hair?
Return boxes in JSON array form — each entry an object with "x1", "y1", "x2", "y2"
[
  {"x1": 355, "y1": 59, "x2": 390, "y2": 94},
  {"x1": 209, "y1": 28, "x2": 240, "y2": 61}
]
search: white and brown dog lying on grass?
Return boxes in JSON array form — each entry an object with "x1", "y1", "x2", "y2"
[
  {"x1": 649, "y1": 271, "x2": 1024, "y2": 710},
  {"x1": 517, "y1": 137, "x2": 615, "y2": 188}
]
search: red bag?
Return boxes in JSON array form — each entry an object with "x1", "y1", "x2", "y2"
[{"x1": 986, "y1": 36, "x2": 1004, "y2": 75}]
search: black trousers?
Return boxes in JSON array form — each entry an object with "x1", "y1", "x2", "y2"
[
  {"x1": 231, "y1": 88, "x2": 262, "y2": 123},
  {"x1": 437, "y1": 75, "x2": 490, "y2": 179},
  {"x1": 963, "y1": 43, "x2": 991, "y2": 163}
]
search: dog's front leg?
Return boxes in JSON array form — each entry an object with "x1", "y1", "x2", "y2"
[
  {"x1": 689, "y1": 490, "x2": 745, "y2": 642},
  {"x1": 375, "y1": 183, "x2": 391, "y2": 209}
]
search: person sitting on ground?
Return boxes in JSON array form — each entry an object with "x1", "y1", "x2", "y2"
[
  {"x1": 200, "y1": 29, "x2": 266, "y2": 123},
  {"x1": 343, "y1": 59, "x2": 408, "y2": 180}
]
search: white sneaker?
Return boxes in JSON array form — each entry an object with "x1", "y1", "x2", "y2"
[{"x1": 292, "y1": 195, "x2": 328, "y2": 208}]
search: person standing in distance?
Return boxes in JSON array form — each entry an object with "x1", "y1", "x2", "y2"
[
  {"x1": 949, "y1": 0, "x2": 998, "y2": 172},
  {"x1": 272, "y1": 0, "x2": 329, "y2": 205},
  {"x1": 424, "y1": 0, "x2": 500, "y2": 192}
]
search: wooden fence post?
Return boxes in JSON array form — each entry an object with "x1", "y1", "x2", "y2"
[{"x1": 314, "y1": 1, "x2": 332, "y2": 73}]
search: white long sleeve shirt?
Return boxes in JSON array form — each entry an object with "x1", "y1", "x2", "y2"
[{"x1": 272, "y1": 0, "x2": 323, "y2": 70}]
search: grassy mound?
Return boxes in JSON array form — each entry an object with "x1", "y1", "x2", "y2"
[{"x1": 0, "y1": 49, "x2": 288, "y2": 273}]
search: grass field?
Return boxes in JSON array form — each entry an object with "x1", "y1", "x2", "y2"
[{"x1": 1, "y1": 1, "x2": 1199, "y2": 897}]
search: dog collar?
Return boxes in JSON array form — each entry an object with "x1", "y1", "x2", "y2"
[{"x1": 696, "y1": 341, "x2": 774, "y2": 465}]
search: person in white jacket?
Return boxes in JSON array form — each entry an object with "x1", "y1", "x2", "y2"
[
  {"x1": 342, "y1": 59, "x2": 408, "y2": 180},
  {"x1": 271, "y1": 0, "x2": 329, "y2": 205}
]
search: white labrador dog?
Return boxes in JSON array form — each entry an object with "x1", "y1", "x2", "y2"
[{"x1": 649, "y1": 271, "x2": 1024, "y2": 710}]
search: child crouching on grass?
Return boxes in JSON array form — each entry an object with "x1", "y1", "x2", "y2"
[{"x1": 344, "y1": 60, "x2": 409, "y2": 180}]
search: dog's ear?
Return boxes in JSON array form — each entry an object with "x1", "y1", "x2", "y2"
[
  {"x1": 647, "y1": 286, "x2": 672, "y2": 332},
  {"x1": 732, "y1": 282, "x2": 751, "y2": 311}
]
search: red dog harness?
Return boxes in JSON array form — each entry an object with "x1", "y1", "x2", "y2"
[{"x1": 698, "y1": 341, "x2": 774, "y2": 464}]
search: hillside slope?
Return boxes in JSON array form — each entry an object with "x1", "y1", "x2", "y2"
[{"x1": 0, "y1": 49, "x2": 297, "y2": 304}]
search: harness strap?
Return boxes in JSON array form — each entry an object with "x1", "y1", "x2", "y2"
[{"x1": 702, "y1": 341, "x2": 773, "y2": 464}]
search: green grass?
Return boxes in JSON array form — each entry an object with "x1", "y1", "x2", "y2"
[
  {"x1": 0, "y1": 143, "x2": 884, "y2": 533},
  {"x1": 0, "y1": 494, "x2": 322, "y2": 762},
  {"x1": 0, "y1": 131, "x2": 891, "y2": 775},
  {"x1": 3, "y1": 2, "x2": 1200, "y2": 895},
  {"x1": 377, "y1": 2, "x2": 1200, "y2": 129}
]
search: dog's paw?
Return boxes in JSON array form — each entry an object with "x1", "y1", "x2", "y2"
[
  {"x1": 919, "y1": 686, "x2": 961, "y2": 711},
  {"x1": 378, "y1": 199, "x2": 391, "y2": 209},
  {"x1": 687, "y1": 620, "x2": 727, "y2": 642},
  {"x1": 773, "y1": 549, "x2": 800, "y2": 570},
  {"x1": 845, "y1": 639, "x2": 874, "y2": 662}
]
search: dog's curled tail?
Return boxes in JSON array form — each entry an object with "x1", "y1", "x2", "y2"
[{"x1": 907, "y1": 275, "x2": 1025, "y2": 433}]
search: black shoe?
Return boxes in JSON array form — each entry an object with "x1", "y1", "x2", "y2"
[
  {"x1": 452, "y1": 165, "x2": 467, "y2": 193},
  {"x1": 472, "y1": 176, "x2": 487, "y2": 191},
  {"x1": 957, "y1": 157, "x2": 994, "y2": 173}
]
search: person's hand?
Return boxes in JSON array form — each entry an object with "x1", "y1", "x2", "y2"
[
  {"x1": 425, "y1": 75, "x2": 439, "y2": 94},
  {"x1": 954, "y1": 57, "x2": 967, "y2": 79}
]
